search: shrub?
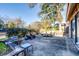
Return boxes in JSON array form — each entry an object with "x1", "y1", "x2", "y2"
[
  {"x1": 6, "y1": 28, "x2": 28, "y2": 38},
  {"x1": 0, "y1": 42, "x2": 9, "y2": 55}
]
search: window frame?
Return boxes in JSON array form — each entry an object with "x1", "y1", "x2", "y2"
[{"x1": 70, "y1": 13, "x2": 78, "y2": 44}]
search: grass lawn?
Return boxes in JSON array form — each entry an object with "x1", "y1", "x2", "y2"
[{"x1": 0, "y1": 37, "x2": 10, "y2": 55}]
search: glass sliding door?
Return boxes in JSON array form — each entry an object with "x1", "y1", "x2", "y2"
[
  {"x1": 71, "y1": 18, "x2": 76, "y2": 43},
  {"x1": 77, "y1": 12, "x2": 79, "y2": 42}
]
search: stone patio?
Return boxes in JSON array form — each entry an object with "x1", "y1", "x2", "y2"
[{"x1": 22, "y1": 35, "x2": 79, "y2": 56}]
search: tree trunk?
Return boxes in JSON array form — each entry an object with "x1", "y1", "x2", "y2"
[{"x1": 59, "y1": 23, "x2": 62, "y2": 32}]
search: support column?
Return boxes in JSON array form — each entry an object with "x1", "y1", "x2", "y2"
[{"x1": 75, "y1": 14, "x2": 77, "y2": 43}]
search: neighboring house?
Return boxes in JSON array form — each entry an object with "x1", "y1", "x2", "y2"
[
  {"x1": 0, "y1": 28, "x2": 7, "y2": 39},
  {"x1": 54, "y1": 22, "x2": 66, "y2": 37},
  {"x1": 66, "y1": 3, "x2": 79, "y2": 52},
  {"x1": 39, "y1": 22, "x2": 66, "y2": 37}
]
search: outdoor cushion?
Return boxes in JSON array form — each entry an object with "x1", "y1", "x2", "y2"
[
  {"x1": 10, "y1": 36, "x2": 18, "y2": 41},
  {"x1": 20, "y1": 43, "x2": 32, "y2": 49}
]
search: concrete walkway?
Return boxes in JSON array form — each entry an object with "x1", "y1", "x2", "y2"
[{"x1": 22, "y1": 36, "x2": 79, "y2": 56}]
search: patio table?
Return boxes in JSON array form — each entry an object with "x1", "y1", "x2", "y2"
[{"x1": 20, "y1": 43, "x2": 33, "y2": 56}]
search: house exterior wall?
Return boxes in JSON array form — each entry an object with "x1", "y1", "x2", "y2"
[
  {"x1": 0, "y1": 32, "x2": 6, "y2": 39},
  {"x1": 66, "y1": 3, "x2": 79, "y2": 52}
]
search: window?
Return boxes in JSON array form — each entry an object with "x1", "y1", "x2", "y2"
[
  {"x1": 71, "y1": 18, "x2": 76, "y2": 43},
  {"x1": 71, "y1": 14, "x2": 78, "y2": 43},
  {"x1": 72, "y1": 18, "x2": 75, "y2": 39}
]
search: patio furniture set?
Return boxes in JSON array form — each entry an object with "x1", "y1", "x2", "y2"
[{"x1": 3, "y1": 36, "x2": 34, "y2": 56}]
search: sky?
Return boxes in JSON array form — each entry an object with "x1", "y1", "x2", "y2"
[
  {"x1": 61, "y1": 4, "x2": 67, "y2": 22},
  {"x1": 0, "y1": 3, "x2": 67, "y2": 24}
]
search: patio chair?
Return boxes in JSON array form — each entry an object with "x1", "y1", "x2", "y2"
[
  {"x1": 24, "y1": 35, "x2": 32, "y2": 40},
  {"x1": 24, "y1": 34, "x2": 36, "y2": 40},
  {"x1": 30, "y1": 34, "x2": 36, "y2": 39}
]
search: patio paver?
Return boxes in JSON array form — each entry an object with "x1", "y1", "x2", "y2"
[{"x1": 22, "y1": 36, "x2": 79, "y2": 56}]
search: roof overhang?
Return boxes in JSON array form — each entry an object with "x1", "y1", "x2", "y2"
[{"x1": 66, "y1": 3, "x2": 79, "y2": 23}]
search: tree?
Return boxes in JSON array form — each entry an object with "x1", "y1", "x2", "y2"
[
  {"x1": 28, "y1": 3, "x2": 37, "y2": 8},
  {"x1": 39, "y1": 3, "x2": 65, "y2": 23},
  {"x1": 5, "y1": 18, "x2": 25, "y2": 29},
  {"x1": 40, "y1": 19, "x2": 52, "y2": 33},
  {"x1": 39, "y1": 3, "x2": 65, "y2": 32},
  {"x1": 6, "y1": 21, "x2": 16, "y2": 29},
  {"x1": 0, "y1": 19, "x2": 4, "y2": 29},
  {"x1": 15, "y1": 18, "x2": 25, "y2": 28},
  {"x1": 27, "y1": 21, "x2": 42, "y2": 33},
  {"x1": 26, "y1": 20, "x2": 52, "y2": 34},
  {"x1": 28, "y1": 3, "x2": 65, "y2": 32}
]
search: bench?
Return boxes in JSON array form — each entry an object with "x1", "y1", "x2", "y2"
[{"x1": 5, "y1": 46, "x2": 24, "y2": 56}]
